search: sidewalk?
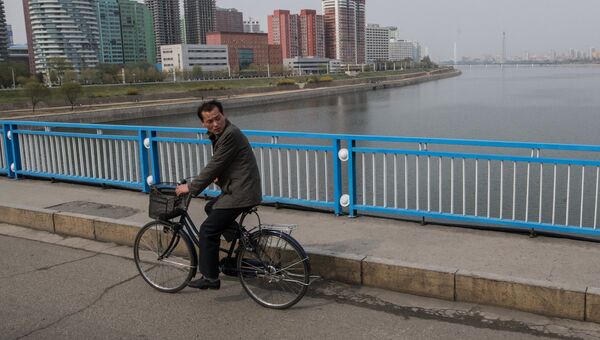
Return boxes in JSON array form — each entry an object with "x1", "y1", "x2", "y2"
[{"x1": 1, "y1": 176, "x2": 600, "y2": 322}]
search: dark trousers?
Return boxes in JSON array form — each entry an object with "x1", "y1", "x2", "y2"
[{"x1": 199, "y1": 197, "x2": 245, "y2": 279}]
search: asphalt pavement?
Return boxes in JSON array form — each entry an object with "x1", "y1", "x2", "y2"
[{"x1": 2, "y1": 230, "x2": 600, "y2": 340}]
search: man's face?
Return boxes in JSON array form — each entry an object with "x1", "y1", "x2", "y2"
[{"x1": 201, "y1": 107, "x2": 226, "y2": 135}]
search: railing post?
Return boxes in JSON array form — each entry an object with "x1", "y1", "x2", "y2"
[
  {"x1": 347, "y1": 138, "x2": 357, "y2": 217},
  {"x1": 138, "y1": 130, "x2": 150, "y2": 193},
  {"x1": 332, "y1": 138, "x2": 343, "y2": 216},
  {"x1": 4, "y1": 125, "x2": 21, "y2": 179},
  {"x1": 148, "y1": 130, "x2": 161, "y2": 186},
  {"x1": 2, "y1": 123, "x2": 13, "y2": 178}
]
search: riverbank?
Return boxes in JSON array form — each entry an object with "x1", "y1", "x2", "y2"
[{"x1": 5, "y1": 68, "x2": 460, "y2": 123}]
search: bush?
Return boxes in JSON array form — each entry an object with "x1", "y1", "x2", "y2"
[
  {"x1": 318, "y1": 76, "x2": 334, "y2": 82},
  {"x1": 126, "y1": 88, "x2": 139, "y2": 96},
  {"x1": 306, "y1": 75, "x2": 319, "y2": 83},
  {"x1": 276, "y1": 78, "x2": 296, "y2": 86}
]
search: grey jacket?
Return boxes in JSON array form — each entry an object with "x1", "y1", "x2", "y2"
[{"x1": 189, "y1": 120, "x2": 262, "y2": 209}]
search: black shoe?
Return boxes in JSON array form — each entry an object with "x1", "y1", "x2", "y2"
[{"x1": 188, "y1": 277, "x2": 221, "y2": 290}]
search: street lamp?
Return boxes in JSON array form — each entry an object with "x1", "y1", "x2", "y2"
[{"x1": 9, "y1": 67, "x2": 15, "y2": 89}]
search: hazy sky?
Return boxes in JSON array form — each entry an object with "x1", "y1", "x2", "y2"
[{"x1": 6, "y1": 0, "x2": 599, "y2": 61}]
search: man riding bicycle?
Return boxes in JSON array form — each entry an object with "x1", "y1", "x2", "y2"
[{"x1": 176, "y1": 100, "x2": 262, "y2": 290}]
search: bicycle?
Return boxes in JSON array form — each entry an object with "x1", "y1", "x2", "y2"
[{"x1": 133, "y1": 182, "x2": 312, "y2": 309}]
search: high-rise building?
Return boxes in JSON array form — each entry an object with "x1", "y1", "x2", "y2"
[
  {"x1": 145, "y1": 0, "x2": 180, "y2": 60},
  {"x1": 268, "y1": 9, "x2": 324, "y2": 60},
  {"x1": 0, "y1": 1, "x2": 8, "y2": 62},
  {"x1": 243, "y1": 18, "x2": 261, "y2": 33},
  {"x1": 215, "y1": 8, "x2": 243, "y2": 33},
  {"x1": 119, "y1": 0, "x2": 156, "y2": 64},
  {"x1": 299, "y1": 10, "x2": 325, "y2": 58},
  {"x1": 7, "y1": 24, "x2": 13, "y2": 46},
  {"x1": 96, "y1": 0, "x2": 123, "y2": 64},
  {"x1": 268, "y1": 10, "x2": 293, "y2": 59},
  {"x1": 24, "y1": 0, "x2": 99, "y2": 74},
  {"x1": 322, "y1": 0, "x2": 365, "y2": 64},
  {"x1": 366, "y1": 24, "x2": 397, "y2": 62},
  {"x1": 184, "y1": 0, "x2": 215, "y2": 44}
]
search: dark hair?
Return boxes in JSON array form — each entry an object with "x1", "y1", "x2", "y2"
[{"x1": 197, "y1": 100, "x2": 224, "y2": 122}]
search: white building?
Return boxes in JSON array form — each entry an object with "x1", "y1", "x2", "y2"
[
  {"x1": 283, "y1": 56, "x2": 340, "y2": 74},
  {"x1": 161, "y1": 44, "x2": 229, "y2": 73},
  {"x1": 243, "y1": 18, "x2": 262, "y2": 33},
  {"x1": 26, "y1": 0, "x2": 99, "y2": 74},
  {"x1": 366, "y1": 24, "x2": 397, "y2": 62},
  {"x1": 389, "y1": 40, "x2": 421, "y2": 62}
]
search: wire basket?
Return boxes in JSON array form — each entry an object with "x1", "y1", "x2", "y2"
[{"x1": 148, "y1": 184, "x2": 191, "y2": 220}]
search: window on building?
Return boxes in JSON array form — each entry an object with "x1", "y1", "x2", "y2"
[{"x1": 239, "y1": 48, "x2": 254, "y2": 69}]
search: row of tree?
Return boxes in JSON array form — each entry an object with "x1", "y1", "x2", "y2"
[{"x1": 23, "y1": 81, "x2": 82, "y2": 112}]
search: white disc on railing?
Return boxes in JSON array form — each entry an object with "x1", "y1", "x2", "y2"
[
  {"x1": 146, "y1": 175, "x2": 154, "y2": 186},
  {"x1": 10, "y1": 163, "x2": 15, "y2": 172},
  {"x1": 143, "y1": 138, "x2": 150, "y2": 149},
  {"x1": 338, "y1": 148, "x2": 349, "y2": 162},
  {"x1": 340, "y1": 194, "x2": 350, "y2": 207},
  {"x1": 6, "y1": 131, "x2": 11, "y2": 140}
]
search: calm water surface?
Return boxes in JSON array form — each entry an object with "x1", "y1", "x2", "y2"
[{"x1": 113, "y1": 65, "x2": 600, "y2": 145}]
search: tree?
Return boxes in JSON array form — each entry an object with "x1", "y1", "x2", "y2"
[
  {"x1": 47, "y1": 57, "x2": 73, "y2": 85},
  {"x1": 61, "y1": 82, "x2": 83, "y2": 110},
  {"x1": 80, "y1": 68, "x2": 96, "y2": 85},
  {"x1": 191, "y1": 65, "x2": 203, "y2": 79},
  {"x1": 23, "y1": 81, "x2": 50, "y2": 112},
  {"x1": 0, "y1": 61, "x2": 29, "y2": 88}
]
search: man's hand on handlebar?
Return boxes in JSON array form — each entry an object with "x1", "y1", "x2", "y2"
[{"x1": 176, "y1": 180, "x2": 190, "y2": 196}]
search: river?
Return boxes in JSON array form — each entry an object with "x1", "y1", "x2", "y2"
[{"x1": 111, "y1": 65, "x2": 600, "y2": 145}]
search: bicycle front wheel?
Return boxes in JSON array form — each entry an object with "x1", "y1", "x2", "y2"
[
  {"x1": 133, "y1": 221, "x2": 197, "y2": 293},
  {"x1": 237, "y1": 230, "x2": 310, "y2": 309}
]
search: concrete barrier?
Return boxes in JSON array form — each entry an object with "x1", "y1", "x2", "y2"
[
  {"x1": 362, "y1": 256, "x2": 456, "y2": 300},
  {"x1": 455, "y1": 270, "x2": 586, "y2": 320},
  {"x1": 53, "y1": 212, "x2": 95, "y2": 239},
  {"x1": 586, "y1": 287, "x2": 600, "y2": 322},
  {"x1": 306, "y1": 248, "x2": 364, "y2": 285},
  {"x1": 0, "y1": 205, "x2": 54, "y2": 232},
  {"x1": 94, "y1": 218, "x2": 141, "y2": 247}
]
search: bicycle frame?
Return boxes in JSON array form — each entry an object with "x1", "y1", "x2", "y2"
[{"x1": 163, "y1": 207, "x2": 261, "y2": 273}]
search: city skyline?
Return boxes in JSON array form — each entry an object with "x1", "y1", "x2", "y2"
[{"x1": 5, "y1": 0, "x2": 600, "y2": 61}]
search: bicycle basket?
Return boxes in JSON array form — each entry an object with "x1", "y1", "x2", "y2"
[{"x1": 148, "y1": 184, "x2": 191, "y2": 220}]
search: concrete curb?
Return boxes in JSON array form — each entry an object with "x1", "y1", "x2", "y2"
[{"x1": 0, "y1": 202, "x2": 596, "y2": 322}]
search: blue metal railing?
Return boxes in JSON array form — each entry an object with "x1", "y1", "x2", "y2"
[{"x1": 2, "y1": 120, "x2": 600, "y2": 238}]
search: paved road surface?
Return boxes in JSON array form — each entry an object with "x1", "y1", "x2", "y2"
[{"x1": 2, "y1": 232, "x2": 600, "y2": 340}]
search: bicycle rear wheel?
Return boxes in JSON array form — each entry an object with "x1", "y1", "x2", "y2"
[
  {"x1": 237, "y1": 230, "x2": 310, "y2": 309},
  {"x1": 133, "y1": 221, "x2": 196, "y2": 293}
]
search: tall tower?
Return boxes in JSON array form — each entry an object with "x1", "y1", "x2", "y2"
[
  {"x1": 215, "y1": 8, "x2": 243, "y2": 33},
  {"x1": 184, "y1": 0, "x2": 215, "y2": 44},
  {"x1": 0, "y1": 0, "x2": 8, "y2": 62},
  {"x1": 453, "y1": 42, "x2": 457, "y2": 65},
  {"x1": 299, "y1": 9, "x2": 325, "y2": 58},
  {"x1": 145, "y1": 0, "x2": 180, "y2": 60},
  {"x1": 96, "y1": 0, "x2": 124, "y2": 64},
  {"x1": 322, "y1": 0, "x2": 365, "y2": 64},
  {"x1": 501, "y1": 31, "x2": 506, "y2": 64},
  {"x1": 119, "y1": 0, "x2": 156, "y2": 64},
  {"x1": 268, "y1": 10, "x2": 292, "y2": 59},
  {"x1": 24, "y1": 0, "x2": 99, "y2": 74}
]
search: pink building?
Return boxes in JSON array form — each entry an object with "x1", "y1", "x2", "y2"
[{"x1": 268, "y1": 9, "x2": 325, "y2": 60}]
